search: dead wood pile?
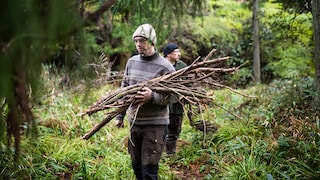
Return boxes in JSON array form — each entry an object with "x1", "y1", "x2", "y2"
[{"x1": 80, "y1": 49, "x2": 240, "y2": 140}]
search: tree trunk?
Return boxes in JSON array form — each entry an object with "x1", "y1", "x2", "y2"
[
  {"x1": 119, "y1": 53, "x2": 131, "y2": 70},
  {"x1": 312, "y1": 0, "x2": 320, "y2": 112},
  {"x1": 253, "y1": 0, "x2": 261, "y2": 83},
  {"x1": 84, "y1": 0, "x2": 117, "y2": 24}
]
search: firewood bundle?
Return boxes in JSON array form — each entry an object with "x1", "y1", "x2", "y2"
[{"x1": 80, "y1": 50, "x2": 239, "y2": 140}]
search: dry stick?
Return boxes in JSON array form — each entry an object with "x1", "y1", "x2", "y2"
[
  {"x1": 203, "y1": 49, "x2": 217, "y2": 61},
  {"x1": 169, "y1": 56, "x2": 202, "y2": 80},
  {"x1": 90, "y1": 85, "x2": 208, "y2": 115},
  {"x1": 159, "y1": 56, "x2": 228, "y2": 81},
  {"x1": 192, "y1": 56, "x2": 230, "y2": 68},
  {"x1": 84, "y1": 81, "x2": 222, "y2": 118},
  {"x1": 80, "y1": 55, "x2": 241, "y2": 139},
  {"x1": 84, "y1": 97, "x2": 135, "y2": 116},
  {"x1": 160, "y1": 87, "x2": 202, "y2": 105},
  {"x1": 80, "y1": 86, "x2": 211, "y2": 139},
  {"x1": 188, "y1": 67, "x2": 238, "y2": 73},
  {"x1": 81, "y1": 86, "x2": 205, "y2": 140},
  {"x1": 81, "y1": 107, "x2": 126, "y2": 140},
  {"x1": 151, "y1": 87, "x2": 210, "y2": 104},
  {"x1": 86, "y1": 56, "x2": 230, "y2": 112},
  {"x1": 208, "y1": 81, "x2": 257, "y2": 98},
  {"x1": 83, "y1": 67, "x2": 229, "y2": 116},
  {"x1": 87, "y1": 87, "x2": 141, "y2": 114},
  {"x1": 210, "y1": 101, "x2": 243, "y2": 120},
  {"x1": 92, "y1": 78, "x2": 149, "y2": 108}
]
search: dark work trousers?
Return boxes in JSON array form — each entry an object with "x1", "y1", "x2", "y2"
[
  {"x1": 128, "y1": 124, "x2": 166, "y2": 180},
  {"x1": 166, "y1": 114, "x2": 183, "y2": 154}
]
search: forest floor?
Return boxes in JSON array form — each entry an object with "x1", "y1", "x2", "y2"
[{"x1": 163, "y1": 139, "x2": 210, "y2": 180}]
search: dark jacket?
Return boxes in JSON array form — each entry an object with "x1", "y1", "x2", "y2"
[{"x1": 169, "y1": 60, "x2": 188, "y2": 114}]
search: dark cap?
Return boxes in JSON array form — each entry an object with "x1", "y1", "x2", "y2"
[{"x1": 163, "y1": 43, "x2": 179, "y2": 57}]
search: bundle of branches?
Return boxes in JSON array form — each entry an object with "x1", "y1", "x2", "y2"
[{"x1": 80, "y1": 49, "x2": 240, "y2": 140}]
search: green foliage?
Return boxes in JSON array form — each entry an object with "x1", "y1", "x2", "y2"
[
  {"x1": 260, "y1": 1, "x2": 313, "y2": 79},
  {"x1": 275, "y1": 0, "x2": 312, "y2": 13},
  {"x1": 111, "y1": 0, "x2": 205, "y2": 24},
  {"x1": 209, "y1": 0, "x2": 251, "y2": 32},
  {"x1": 269, "y1": 44, "x2": 313, "y2": 78},
  {"x1": 84, "y1": 33, "x2": 105, "y2": 54},
  {"x1": 177, "y1": 78, "x2": 319, "y2": 179},
  {"x1": 110, "y1": 22, "x2": 137, "y2": 54},
  {"x1": 1, "y1": 135, "x2": 134, "y2": 179},
  {"x1": 193, "y1": 0, "x2": 251, "y2": 55},
  {"x1": 109, "y1": 0, "x2": 205, "y2": 48},
  {"x1": 0, "y1": 0, "x2": 85, "y2": 87},
  {"x1": 226, "y1": 67, "x2": 252, "y2": 87},
  {"x1": 192, "y1": 16, "x2": 239, "y2": 48},
  {"x1": 204, "y1": 0, "x2": 314, "y2": 84}
]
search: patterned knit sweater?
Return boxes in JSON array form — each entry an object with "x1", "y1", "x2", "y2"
[{"x1": 116, "y1": 52, "x2": 176, "y2": 125}]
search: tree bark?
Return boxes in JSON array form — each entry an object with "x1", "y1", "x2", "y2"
[
  {"x1": 253, "y1": 0, "x2": 261, "y2": 83},
  {"x1": 312, "y1": 0, "x2": 320, "y2": 111},
  {"x1": 84, "y1": 0, "x2": 117, "y2": 24}
]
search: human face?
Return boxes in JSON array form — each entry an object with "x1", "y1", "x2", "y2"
[
  {"x1": 167, "y1": 49, "x2": 181, "y2": 62},
  {"x1": 133, "y1": 36, "x2": 154, "y2": 56}
]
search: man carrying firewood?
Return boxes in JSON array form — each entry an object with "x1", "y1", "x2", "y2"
[
  {"x1": 163, "y1": 43, "x2": 188, "y2": 155},
  {"x1": 114, "y1": 23, "x2": 177, "y2": 180}
]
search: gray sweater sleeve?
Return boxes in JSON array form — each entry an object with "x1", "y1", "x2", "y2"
[{"x1": 152, "y1": 91, "x2": 178, "y2": 105}]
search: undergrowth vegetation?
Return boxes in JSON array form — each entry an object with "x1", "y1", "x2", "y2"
[{"x1": 1, "y1": 71, "x2": 320, "y2": 179}]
